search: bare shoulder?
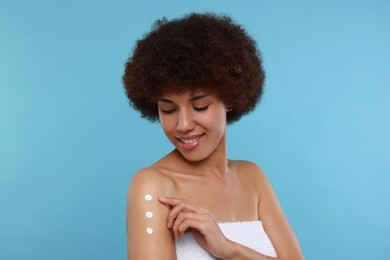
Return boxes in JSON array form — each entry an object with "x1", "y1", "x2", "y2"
[
  {"x1": 233, "y1": 160, "x2": 269, "y2": 183},
  {"x1": 233, "y1": 160, "x2": 264, "y2": 172},
  {"x1": 232, "y1": 160, "x2": 275, "y2": 205},
  {"x1": 127, "y1": 167, "x2": 175, "y2": 226},
  {"x1": 233, "y1": 161, "x2": 305, "y2": 259},
  {"x1": 128, "y1": 167, "x2": 174, "y2": 197},
  {"x1": 126, "y1": 167, "x2": 176, "y2": 259}
]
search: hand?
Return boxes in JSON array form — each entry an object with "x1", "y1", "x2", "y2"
[{"x1": 158, "y1": 196, "x2": 234, "y2": 258}]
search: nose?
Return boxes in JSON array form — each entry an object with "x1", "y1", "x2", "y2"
[{"x1": 176, "y1": 108, "x2": 194, "y2": 133}]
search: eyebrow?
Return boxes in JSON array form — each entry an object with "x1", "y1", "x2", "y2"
[{"x1": 159, "y1": 94, "x2": 209, "y2": 103}]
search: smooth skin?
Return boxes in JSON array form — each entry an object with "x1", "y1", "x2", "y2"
[{"x1": 126, "y1": 91, "x2": 304, "y2": 259}]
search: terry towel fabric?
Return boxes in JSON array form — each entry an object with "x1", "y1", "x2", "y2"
[{"x1": 175, "y1": 220, "x2": 277, "y2": 259}]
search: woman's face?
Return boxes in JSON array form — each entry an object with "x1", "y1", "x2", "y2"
[{"x1": 157, "y1": 91, "x2": 228, "y2": 162}]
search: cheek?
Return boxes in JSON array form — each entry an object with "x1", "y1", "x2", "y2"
[
  {"x1": 158, "y1": 111, "x2": 165, "y2": 128},
  {"x1": 216, "y1": 107, "x2": 227, "y2": 125},
  {"x1": 205, "y1": 109, "x2": 227, "y2": 134},
  {"x1": 215, "y1": 118, "x2": 227, "y2": 136},
  {"x1": 159, "y1": 115, "x2": 177, "y2": 139}
]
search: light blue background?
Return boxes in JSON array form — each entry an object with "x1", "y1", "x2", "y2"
[{"x1": 1, "y1": 0, "x2": 389, "y2": 259}]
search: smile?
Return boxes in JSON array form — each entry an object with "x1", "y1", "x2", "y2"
[
  {"x1": 179, "y1": 135, "x2": 203, "y2": 144},
  {"x1": 176, "y1": 134, "x2": 205, "y2": 150}
]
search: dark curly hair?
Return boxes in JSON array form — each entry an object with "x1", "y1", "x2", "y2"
[{"x1": 122, "y1": 12, "x2": 265, "y2": 123}]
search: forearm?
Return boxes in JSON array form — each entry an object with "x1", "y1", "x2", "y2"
[
  {"x1": 222, "y1": 240, "x2": 277, "y2": 260},
  {"x1": 223, "y1": 240, "x2": 304, "y2": 260}
]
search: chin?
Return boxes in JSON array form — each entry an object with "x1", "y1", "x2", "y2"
[{"x1": 177, "y1": 149, "x2": 210, "y2": 162}]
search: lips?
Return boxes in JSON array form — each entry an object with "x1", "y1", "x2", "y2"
[{"x1": 176, "y1": 134, "x2": 205, "y2": 150}]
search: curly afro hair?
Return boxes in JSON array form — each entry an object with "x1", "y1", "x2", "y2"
[{"x1": 122, "y1": 12, "x2": 265, "y2": 124}]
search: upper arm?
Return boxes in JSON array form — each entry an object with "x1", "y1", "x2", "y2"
[
  {"x1": 126, "y1": 168, "x2": 176, "y2": 260},
  {"x1": 252, "y1": 163, "x2": 304, "y2": 260}
]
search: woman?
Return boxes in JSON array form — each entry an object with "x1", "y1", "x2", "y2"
[{"x1": 123, "y1": 13, "x2": 304, "y2": 260}]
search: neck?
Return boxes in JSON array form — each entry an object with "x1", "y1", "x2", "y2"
[{"x1": 172, "y1": 133, "x2": 230, "y2": 181}]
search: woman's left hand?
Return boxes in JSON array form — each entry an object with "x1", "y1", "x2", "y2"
[{"x1": 158, "y1": 196, "x2": 234, "y2": 258}]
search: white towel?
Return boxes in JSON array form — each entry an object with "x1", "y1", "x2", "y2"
[{"x1": 175, "y1": 220, "x2": 277, "y2": 259}]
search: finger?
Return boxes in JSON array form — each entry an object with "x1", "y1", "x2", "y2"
[
  {"x1": 159, "y1": 196, "x2": 206, "y2": 211},
  {"x1": 159, "y1": 198, "x2": 200, "y2": 228},
  {"x1": 171, "y1": 211, "x2": 196, "y2": 238},
  {"x1": 168, "y1": 202, "x2": 198, "y2": 228},
  {"x1": 158, "y1": 197, "x2": 186, "y2": 228},
  {"x1": 158, "y1": 196, "x2": 186, "y2": 207},
  {"x1": 175, "y1": 216, "x2": 206, "y2": 239},
  {"x1": 172, "y1": 210, "x2": 213, "y2": 239}
]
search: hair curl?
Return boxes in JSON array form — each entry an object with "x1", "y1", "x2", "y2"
[{"x1": 122, "y1": 13, "x2": 265, "y2": 123}]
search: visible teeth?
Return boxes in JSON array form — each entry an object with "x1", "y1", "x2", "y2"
[{"x1": 181, "y1": 135, "x2": 202, "y2": 144}]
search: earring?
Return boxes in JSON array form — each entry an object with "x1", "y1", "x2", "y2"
[{"x1": 227, "y1": 106, "x2": 233, "y2": 112}]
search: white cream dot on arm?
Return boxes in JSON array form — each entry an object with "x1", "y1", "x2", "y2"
[
  {"x1": 145, "y1": 194, "x2": 153, "y2": 201},
  {"x1": 145, "y1": 211, "x2": 153, "y2": 218},
  {"x1": 127, "y1": 170, "x2": 177, "y2": 258}
]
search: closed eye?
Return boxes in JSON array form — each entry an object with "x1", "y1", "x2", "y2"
[
  {"x1": 194, "y1": 105, "x2": 209, "y2": 111},
  {"x1": 160, "y1": 108, "x2": 176, "y2": 114}
]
